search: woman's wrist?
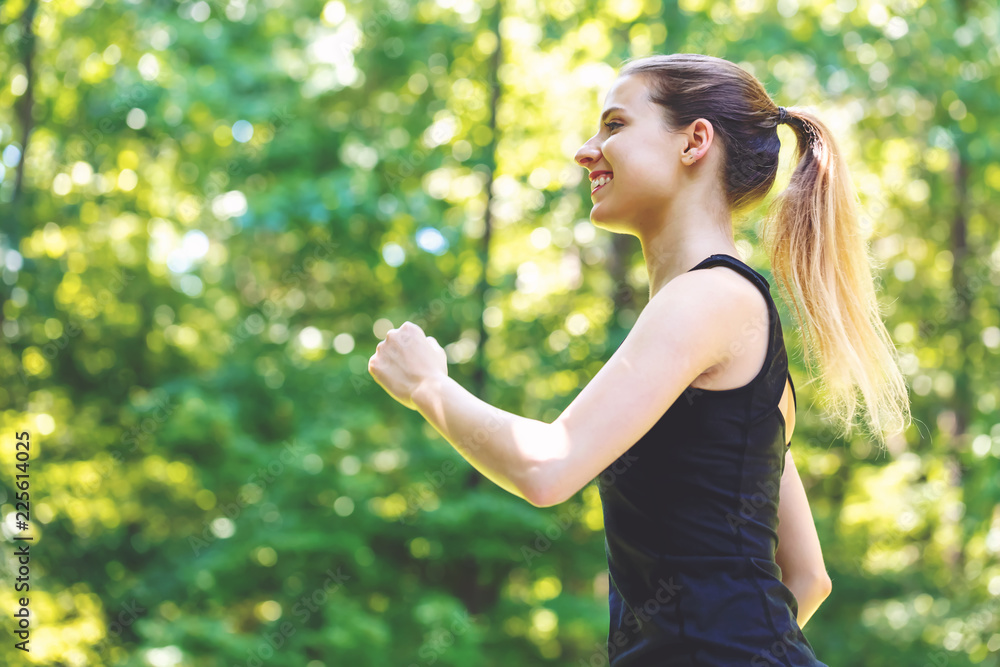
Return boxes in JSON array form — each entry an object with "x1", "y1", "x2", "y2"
[{"x1": 412, "y1": 373, "x2": 450, "y2": 414}]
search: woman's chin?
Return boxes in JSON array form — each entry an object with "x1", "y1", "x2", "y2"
[{"x1": 590, "y1": 211, "x2": 631, "y2": 235}]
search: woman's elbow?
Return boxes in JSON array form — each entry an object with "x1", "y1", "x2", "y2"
[
  {"x1": 520, "y1": 432, "x2": 573, "y2": 507},
  {"x1": 525, "y1": 491, "x2": 562, "y2": 508},
  {"x1": 521, "y1": 462, "x2": 571, "y2": 508},
  {"x1": 784, "y1": 571, "x2": 832, "y2": 608},
  {"x1": 813, "y1": 572, "x2": 833, "y2": 600},
  {"x1": 523, "y1": 476, "x2": 569, "y2": 508}
]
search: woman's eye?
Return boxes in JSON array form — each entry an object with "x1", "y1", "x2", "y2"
[{"x1": 604, "y1": 121, "x2": 623, "y2": 132}]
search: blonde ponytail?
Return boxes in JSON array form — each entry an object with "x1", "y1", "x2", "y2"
[{"x1": 761, "y1": 108, "x2": 912, "y2": 449}]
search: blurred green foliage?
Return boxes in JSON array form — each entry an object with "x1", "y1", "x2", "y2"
[{"x1": 0, "y1": 0, "x2": 998, "y2": 665}]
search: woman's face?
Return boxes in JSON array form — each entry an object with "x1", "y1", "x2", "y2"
[{"x1": 574, "y1": 74, "x2": 690, "y2": 235}]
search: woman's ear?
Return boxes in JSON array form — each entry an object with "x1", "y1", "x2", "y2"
[{"x1": 681, "y1": 118, "x2": 714, "y2": 164}]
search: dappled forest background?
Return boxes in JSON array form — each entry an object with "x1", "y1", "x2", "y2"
[{"x1": 1, "y1": 0, "x2": 999, "y2": 664}]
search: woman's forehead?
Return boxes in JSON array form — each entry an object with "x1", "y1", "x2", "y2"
[{"x1": 601, "y1": 75, "x2": 650, "y2": 114}]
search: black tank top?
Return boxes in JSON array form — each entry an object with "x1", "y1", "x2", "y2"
[{"x1": 597, "y1": 253, "x2": 826, "y2": 666}]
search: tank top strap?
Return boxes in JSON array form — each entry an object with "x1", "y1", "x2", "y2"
[
  {"x1": 687, "y1": 253, "x2": 772, "y2": 296},
  {"x1": 687, "y1": 253, "x2": 791, "y2": 404}
]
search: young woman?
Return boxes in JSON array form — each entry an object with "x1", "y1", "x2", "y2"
[{"x1": 368, "y1": 53, "x2": 911, "y2": 666}]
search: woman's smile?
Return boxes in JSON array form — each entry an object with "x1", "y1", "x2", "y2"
[{"x1": 591, "y1": 173, "x2": 614, "y2": 195}]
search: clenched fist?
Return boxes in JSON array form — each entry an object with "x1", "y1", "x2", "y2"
[{"x1": 368, "y1": 321, "x2": 448, "y2": 411}]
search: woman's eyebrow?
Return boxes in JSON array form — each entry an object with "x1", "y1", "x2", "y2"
[{"x1": 600, "y1": 106, "x2": 627, "y2": 124}]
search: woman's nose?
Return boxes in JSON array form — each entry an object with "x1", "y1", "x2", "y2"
[{"x1": 575, "y1": 138, "x2": 600, "y2": 168}]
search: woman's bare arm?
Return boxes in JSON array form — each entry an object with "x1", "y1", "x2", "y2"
[
  {"x1": 408, "y1": 269, "x2": 761, "y2": 507},
  {"x1": 775, "y1": 448, "x2": 833, "y2": 628}
]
